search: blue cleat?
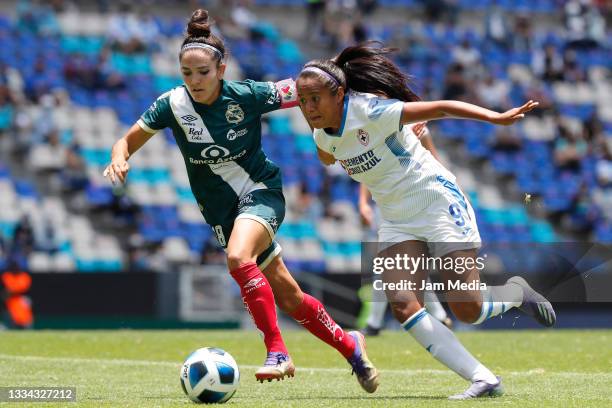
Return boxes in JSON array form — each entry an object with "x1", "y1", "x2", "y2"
[
  {"x1": 508, "y1": 276, "x2": 556, "y2": 327},
  {"x1": 347, "y1": 331, "x2": 379, "y2": 393},
  {"x1": 448, "y1": 376, "x2": 504, "y2": 400},
  {"x1": 255, "y1": 352, "x2": 295, "y2": 383}
]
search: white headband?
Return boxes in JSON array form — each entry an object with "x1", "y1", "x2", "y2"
[
  {"x1": 181, "y1": 43, "x2": 223, "y2": 59},
  {"x1": 301, "y1": 66, "x2": 340, "y2": 86}
]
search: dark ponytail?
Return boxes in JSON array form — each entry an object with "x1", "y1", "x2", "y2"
[
  {"x1": 180, "y1": 9, "x2": 226, "y2": 63},
  {"x1": 333, "y1": 42, "x2": 420, "y2": 102}
]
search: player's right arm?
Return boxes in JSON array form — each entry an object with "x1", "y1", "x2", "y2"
[
  {"x1": 104, "y1": 124, "x2": 155, "y2": 184},
  {"x1": 104, "y1": 91, "x2": 171, "y2": 184}
]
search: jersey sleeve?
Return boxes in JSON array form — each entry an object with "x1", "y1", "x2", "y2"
[
  {"x1": 313, "y1": 130, "x2": 331, "y2": 153},
  {"x1": 137, "y1": 92, "x2": 172, "y2": 134},
  {"x1": 365, "y1": 95, "x2": 404, "y2": 135},
  {"x1": 245, "y1": 79, "x2": 297, "y2": 115}
]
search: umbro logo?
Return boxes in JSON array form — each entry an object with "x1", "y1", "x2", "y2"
[
  {"x1": 243, "y1": 278, "x2": 263, "y2": 289},
  {"x1": 181, "y1": 114, "x2": 198, "y2": 122}
]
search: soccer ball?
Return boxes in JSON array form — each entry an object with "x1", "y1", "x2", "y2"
[{"x1": 180, "y1": 347, "x2": 240, "y2": 404}]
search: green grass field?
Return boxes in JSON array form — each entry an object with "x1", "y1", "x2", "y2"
[{"x1": 0, "y1": 329, "x2": 611, "y2": 407}]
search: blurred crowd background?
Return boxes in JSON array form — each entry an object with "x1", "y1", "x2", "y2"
[{"x1": 0, "y1": 0, "x2": 609, "y2": 283}]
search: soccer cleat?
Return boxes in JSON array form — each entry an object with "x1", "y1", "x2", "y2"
[
  {"x1": 255, "y1": 352, "x2": 295, "y2": 383},
  {"x1": 448, "y1": 376, "x2": 504, "y2": 400},
  {"x1": 507, "y1": 276, "x2": 556, "y2": 327},
  {"x1": 361, "y1": 324, "x2": 381, "y2": 337},
  {"x1": 346, "y1": 331, "x2": 379, "y2": 393}
]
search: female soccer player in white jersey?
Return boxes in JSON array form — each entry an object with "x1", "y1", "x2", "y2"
[
  {"x1": 360, "y1": 123, "x2": 453, "y2": 335},
  {"x1": 104, "y1": 10, "x2": 378, "y2": 392},
  {"x1": 296, "y1": 43, "x2": 556, "y2": 399}
]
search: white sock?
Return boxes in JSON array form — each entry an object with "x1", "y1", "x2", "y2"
[
  {"x1": 403, "y1": 308, "x2": 497, "y2": 384},
  {"x1": 424, "y1": 285, "x2": 448, "y2": 322},
  {"x1": 366, "y1": 291, "x2": 387, "y2": 330},
  {"x1": 473, "y1": 284, "x2": 524, "y2": 325}
]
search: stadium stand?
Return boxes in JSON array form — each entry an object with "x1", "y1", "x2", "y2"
[{"x1": 0, "y1": 0, "x2": 609, "y2": 275}]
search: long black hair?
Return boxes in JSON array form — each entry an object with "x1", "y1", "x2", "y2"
[
  {"x1": 179, "y1": 9, "x2": 226, "y2": 64},
  {"x1": 298, "y1": 42, "x2": 420, "y2": 102}
]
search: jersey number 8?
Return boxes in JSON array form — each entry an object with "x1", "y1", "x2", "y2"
[{"x1": 214, "y1": 225, "x2": 226, "y2": 247}]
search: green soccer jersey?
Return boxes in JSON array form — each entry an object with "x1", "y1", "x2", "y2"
[{"x1": 137, "y1": 80, "x2": 283, "y2": 226}]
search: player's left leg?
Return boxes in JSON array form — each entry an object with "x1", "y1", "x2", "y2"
[
  {"x1": 431, "y1": 177, "x2": 556, "y2": 327},
  {"x1": 262, "y1": 255, "x2": 379, "y2": 393},
  {"x1": 440, "y1": 248, "x2": 556, "y2": 327}
]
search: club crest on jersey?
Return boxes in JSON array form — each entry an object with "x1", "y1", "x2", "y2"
[
  {"x1": 358, "y1": 129, "x2": 370, "y2": 146},
  {"x1": 225, "y1": 103, "x2": 244, "y2": 124}
]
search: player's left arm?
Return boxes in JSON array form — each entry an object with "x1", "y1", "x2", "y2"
[
  {"x1": 248, "y1": 79, "x2": 299, "y2": 117},
  {"x1": 400, "y1": 100, "x2": 539, "y2": 126}
]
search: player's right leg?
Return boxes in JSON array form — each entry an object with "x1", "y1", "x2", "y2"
[{"x1": 381, "y1": 240, "x2": 502, "y2": 399}]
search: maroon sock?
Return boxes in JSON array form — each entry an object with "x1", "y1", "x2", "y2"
[
  {"x1": 289, "y1": 293, "x2": 356, "y2": 358},
  {"x1": 230, "y1": 262, "x2": 287, "y2": 354}
]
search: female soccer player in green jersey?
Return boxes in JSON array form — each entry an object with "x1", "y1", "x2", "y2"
[
  {"x1": 104, "y1": 10, "x2": 378, "y2": 392},
  {"x1": 296, "y1": 43, "x2": 555, "y2": 399}
]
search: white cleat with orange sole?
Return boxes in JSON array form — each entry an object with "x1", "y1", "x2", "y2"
[{"x1": 255, "y1": 352, "x2": 295, "y2": 383}]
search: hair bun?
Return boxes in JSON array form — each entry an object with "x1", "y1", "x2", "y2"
[{"x1": 187, "y1": 9, "x2": 211, "y2": 38}]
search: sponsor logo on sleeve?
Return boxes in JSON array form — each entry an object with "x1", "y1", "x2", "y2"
[{"x1": 266, "y1": 81, "x2": 280, "y2": 105}]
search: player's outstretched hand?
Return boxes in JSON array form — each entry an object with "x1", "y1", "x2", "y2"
[
  {"x1": 492, "y1": 100, "x2": 539, "y2": 126},
  {"x1": 411, "y1": 122, "x2": 429, "y2": 139},
  {"x1": 103, "y1": 160, "x2": 130, "y2": 185}
]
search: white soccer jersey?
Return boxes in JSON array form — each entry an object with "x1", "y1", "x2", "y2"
[{"x1": 313, "y1": 91, "x2": 458, "y2": 222}]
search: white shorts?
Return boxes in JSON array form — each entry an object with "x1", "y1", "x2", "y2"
[{"x1": 378, "y1": 186, "x2": 481, "y2": 258}]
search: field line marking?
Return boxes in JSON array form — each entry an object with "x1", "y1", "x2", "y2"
[{"x1": 0, "y1": 354, "x2": 610, "y2": 378}]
